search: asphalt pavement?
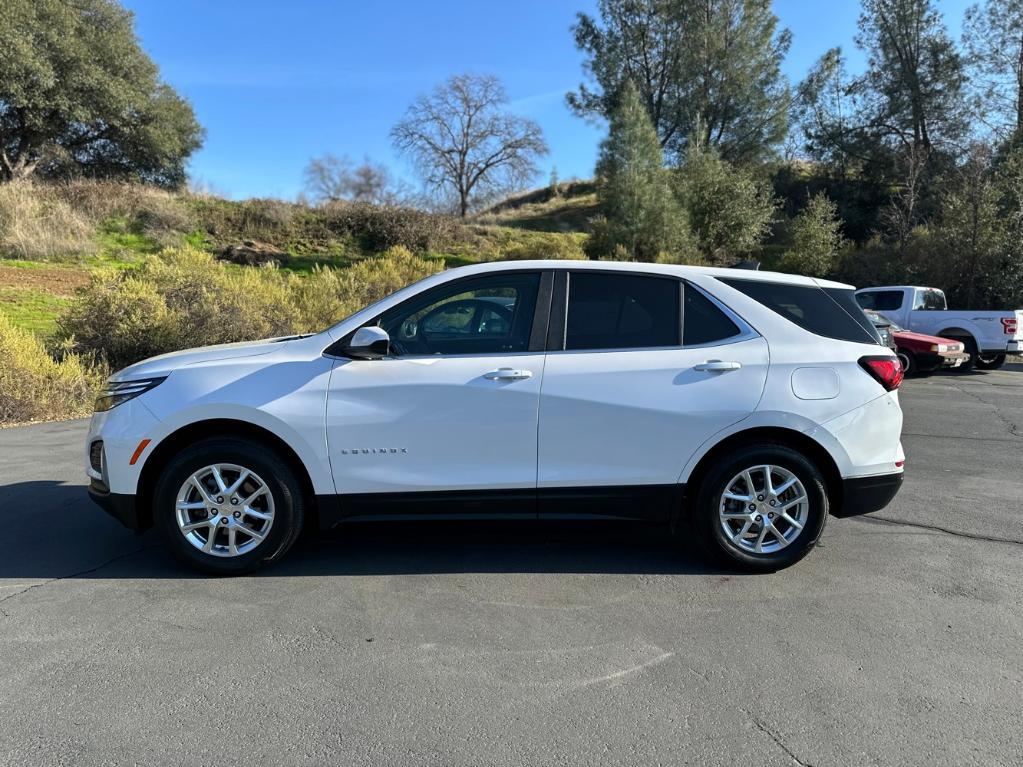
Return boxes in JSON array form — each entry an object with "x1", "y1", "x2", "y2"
[{"x1": 1, "y1": 365, "x2": 1021, "y2": 766}]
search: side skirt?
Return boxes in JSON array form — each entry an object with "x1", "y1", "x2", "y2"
[{"x1": 315, "y1": 485, "x2": 684, "y2": 530}]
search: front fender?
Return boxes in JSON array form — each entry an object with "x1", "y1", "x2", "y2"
[{"x1": 137, "y1": 403, "x2": 336, "y2": 496}]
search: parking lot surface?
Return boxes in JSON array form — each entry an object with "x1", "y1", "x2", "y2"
[{"x1": 1, "y1": 365, "x2": 1021, "y2": 766}]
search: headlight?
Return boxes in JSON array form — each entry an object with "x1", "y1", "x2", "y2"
[
  {"x1": 94, "y1": 377, "x2": 166, "y2": 412},
  {"x1": 930, "y1": 343, "x2": 950, "y2": 353}
]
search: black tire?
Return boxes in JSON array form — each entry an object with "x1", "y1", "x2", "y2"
[
  {"x1": 694, "y1": 444, "x2": 828, "y2": 572},
  {"x1": 153, "y1": 438, "x2": 306, "y2": 575},
  {"x1": 897, "y1": 350, "x2": 916, "y2": 376},
  {"x1": 975, "y1": 353, "x2": 1006, "y2": 371}
]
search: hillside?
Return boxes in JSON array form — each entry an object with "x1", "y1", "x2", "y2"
[
  {"x1": 0, "y1": 181, "x2": 589, "y2": 340},
  {"x1": 476, "y1": 181, "x2": 598, "y2": 233}
]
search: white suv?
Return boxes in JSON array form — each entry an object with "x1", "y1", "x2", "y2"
[{"x1": 85, "y1": 261, "x2": 905, "y2": 574}]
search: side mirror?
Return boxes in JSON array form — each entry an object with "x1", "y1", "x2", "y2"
[{"x1": 342, "y1": 326, "x2": 390, "y2": 360}]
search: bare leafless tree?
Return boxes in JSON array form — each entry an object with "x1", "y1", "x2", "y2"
[
  {"x1": 303, "y1": 154, "x2": 397, "y2": 205},
  {"x1": 391, "y1": 74, "x2": 548, "y2": 217},
  {"x1": 881, "y1": 144, "x2": 929, "y2": 254}
]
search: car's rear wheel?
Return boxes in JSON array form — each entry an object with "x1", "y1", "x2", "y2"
[
  {"x1": 694, "y1": 445, "x2": 828, "y2": 572},
  {"x1": 154, "y1": 438, "x2": 305, "y2": 575},
  {"x1": 975, "y1": 353, "x2": 1006, "y2": 370}
]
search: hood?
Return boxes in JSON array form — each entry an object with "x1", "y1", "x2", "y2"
[
  {"x1": 892, "y1": 329, "x2": 958, "y2": 345},
  {"x1": 110, "y1": 336, "x2": 301, "y2": 382}
]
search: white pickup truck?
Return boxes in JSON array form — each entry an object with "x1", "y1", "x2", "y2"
[{"x1": 855, "y1": 286, "x2": 1022, "y2": 370}]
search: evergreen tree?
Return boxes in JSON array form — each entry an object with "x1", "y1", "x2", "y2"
[
  {"x1": 963, "y1": 0, "x2": 1023, "y2": 145},
  {"x1": 779, "y1": 194, "x2": 846, "y2": 277},
  {"x1": 671, "y1": 137, "x2": 776, "y2": 262},
  {"x1": 590, "y1": 81, "x2": 691, "y2": 261},
  {"x1": 570, "y1": 0, "x2": 791, "y2": 164},
  {"x1": 797, "y1": 0, "x2": 965, "y2": 168}
]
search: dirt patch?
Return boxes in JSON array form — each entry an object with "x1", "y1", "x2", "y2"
[{"x1": 0, "y1": 265, "x2": 91, "y2": 296}]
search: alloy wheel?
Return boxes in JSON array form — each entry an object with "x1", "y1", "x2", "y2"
[
  {"x1": 718, "y1": 464, "x2": 809, "y2": 555},
  {"x1": 174, "y1": 463, "x2": 275, "y2": 557}
]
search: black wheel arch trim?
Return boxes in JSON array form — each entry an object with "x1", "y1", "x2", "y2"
[{"x1": 133, "y1": 419, "x2": 320, "y2": 532}]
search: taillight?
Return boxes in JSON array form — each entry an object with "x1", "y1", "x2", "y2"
[
  {"x1": 859, "y1": 355, "x2": 904, "y2": 391},
  {"x1": 1002, "y1": 317, "x2": 1018, "y2": 335}
]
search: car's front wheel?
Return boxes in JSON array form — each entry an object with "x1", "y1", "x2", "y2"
[
  {"x1": 975, "y1": 353, "x2": 1006, "y2": 371},
  {"x1": 153, "y1": 438, "x2": 305, "y2": 575},
  {"x1": 694, "y1": 445, "x2": 828, "y2": 572}
]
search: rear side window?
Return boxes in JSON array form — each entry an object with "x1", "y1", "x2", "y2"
[
  {"x1": 565, "y1": 273, "x2": 679, "y2": 350},
  {"x1": 683, "y1": 284, "x2": 741, "y2": 345},
  {"x1": 913, "y1": 289, "x2": 946, "y2": 310},
  {"x1": 721, "y1": 278, "x2": 881, "y2": 345},
  {"x1": 856, "y1": 290, "x2": 904, "y2": 312}
]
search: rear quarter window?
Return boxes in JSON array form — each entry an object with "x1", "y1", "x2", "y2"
[
  {"x1": 856, "y1": 290, "x2": 904, "y2": 312},
  {"x1": 720, "y1": 278, "x2": 882, "y2": 345}
]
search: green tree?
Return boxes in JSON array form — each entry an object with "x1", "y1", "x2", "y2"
[
  {"x1": 798, "y1": 0, "x2": 965, "y2": 168},
  {"x1": 963, "y1": 0, "x2": 1023, "y2": 145},
  {"x1": 0, "y1": 0, "x2": 203, "y2": 187},
  {"x1": 930, "y1": 147, "x2": 1008, "y2": 307},
  {"x1": 779, "y1": 193, "x2": 846, "y2": 277},
  {"x1": 569, "y1": 0, "x2": 791, "y2": 164},
  {"x1": 857, "y1": 0, "x2": 966, "y2": 151},
  {"x1": 590, "y1": 82, "x2": 690, "y2": 261},
  {"x1": 671, "y1": 139, "x2": 776, "y2": 261}
]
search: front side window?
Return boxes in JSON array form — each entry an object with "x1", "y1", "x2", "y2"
[
  {"x1": 565, "y1": 273, "x2": 680, "y2": 351},
  {"x1": 378, "y1": 273, "x2": 540, "y2": 356}
]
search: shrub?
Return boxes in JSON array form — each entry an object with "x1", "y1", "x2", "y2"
[
  {"x1": 0, "y1": 313, "x2": 103, "y2": 424},
  {"x1": 497, "y1": 233, "x2": 587, "y2": 261},
  {"x1": 672, "y1": 143, "x2": 777, "y2": 263},
  {"x1": 57, "y1": 273, "x2": 175, "y2": 368},
  {"x1": 778, "y1": 193, "x2": 845, "y2": 277},
  {"x1": 189, "y1": 197, "x2": 298, "y2": 245},
  {"x1": 0, "y1": 181, "x2": 96, "y2": 259},
  {"x1": 319, "y1": 201, "x2": 462, "y2": 252},
  {"x1": 49, "y1": 180, "x2": 195, "y2": 237},
  {"x1": 57, "y1": 245, "x2": 301, "y2": 369},
  {"x1": 294, "y1": 246, "x2": 443, "y2": 330}
]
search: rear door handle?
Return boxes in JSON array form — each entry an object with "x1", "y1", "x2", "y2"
[
  {"x1": 694, "y1": 360, "x2": 742, "y2": 372},
  {"x1": 484, "y1": 368, "x2": 533, "y2": 381}
]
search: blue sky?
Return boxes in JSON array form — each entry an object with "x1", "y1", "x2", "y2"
[{"x1": 122, "y1": 0, "x2": 971, "y2": 200}]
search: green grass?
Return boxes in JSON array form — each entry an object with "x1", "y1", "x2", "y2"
[
  {"x1": 0, "y1": 288, "x2": 72, "y2": 338},
  {"x1": 477, "y1": 181, "x2": 600, "y2": 233},
  {"x1": 0, "y1": 184, "x2": 600, "y2": 343}
]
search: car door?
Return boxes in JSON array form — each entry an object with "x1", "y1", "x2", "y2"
[
  {"x1": 536, "y1": 271, "x2": 769, "y2": 520},
  {"x1": 326, "y1": 270, "x2": 550, "y2": 518}
]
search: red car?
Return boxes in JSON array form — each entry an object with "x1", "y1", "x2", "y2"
[{"x1": 866, "y1": 311, "x2": 969, "y2": 374}]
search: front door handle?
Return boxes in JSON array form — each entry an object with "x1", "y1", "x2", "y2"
[
  {"x1": 484, "y1": 368, "x2": 533, "y2": 381},
  {"x1": 694, "y1": 360, "x2": 742, "y2": 372}
]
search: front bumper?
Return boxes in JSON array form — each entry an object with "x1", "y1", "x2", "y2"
[
  {"x1": 938, "y1": 351, "x2": 970, "y2": 368},
  {"x1": 88, "y1": 480, "x2": 145, "y2": 531},
  {"x1": 833, "y1": 472, "x2": 903, "y2": 518}
]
